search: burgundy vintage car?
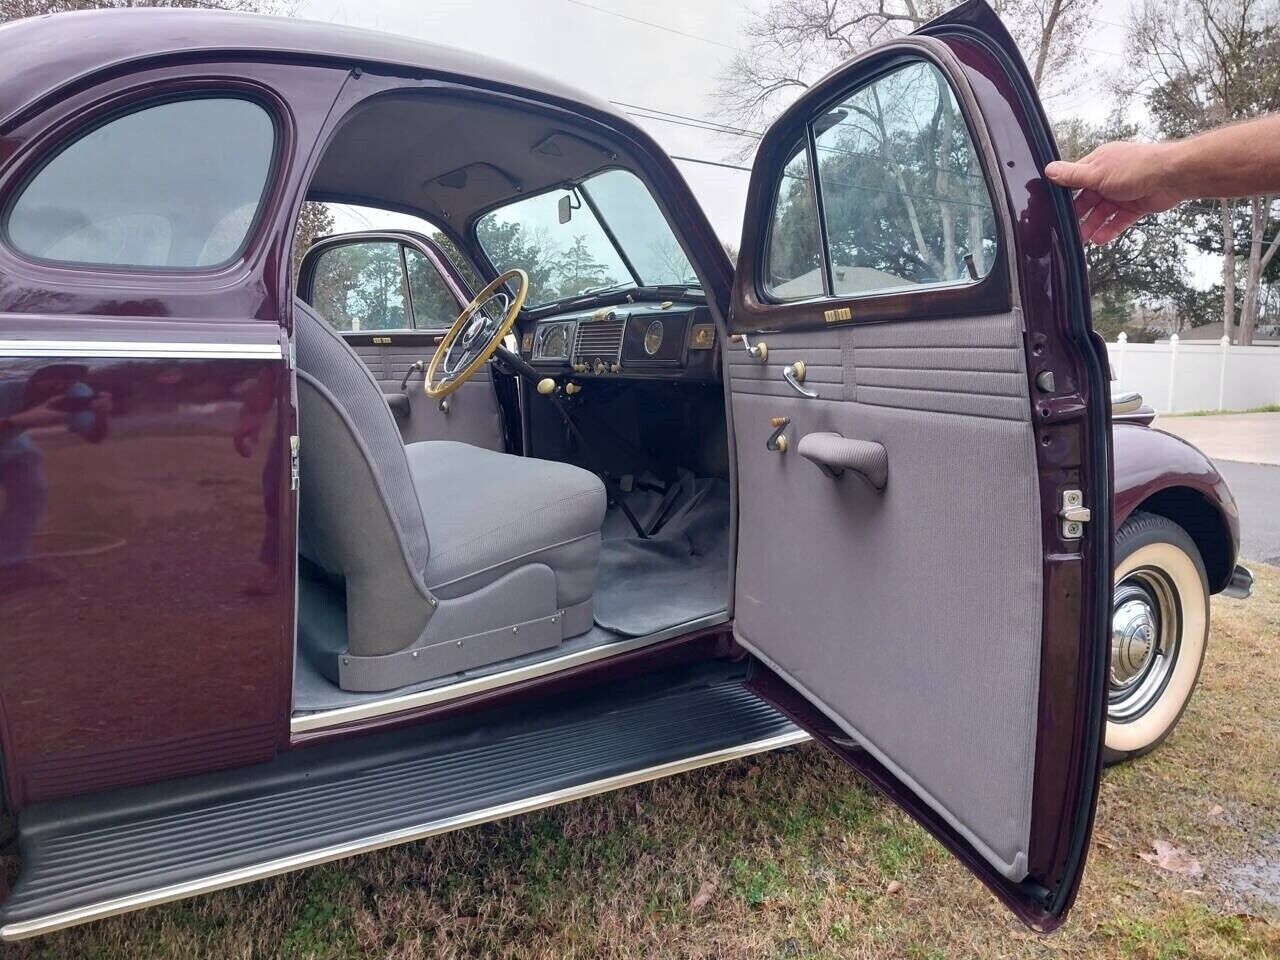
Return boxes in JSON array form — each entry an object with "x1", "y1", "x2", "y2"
[{"x1": 0, "y1": 0, "x2": 1251, "y2": 940}]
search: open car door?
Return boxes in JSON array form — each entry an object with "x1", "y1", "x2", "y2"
[{"x1": 727, "y1": 0, "x2": 1112, "y2": 930}]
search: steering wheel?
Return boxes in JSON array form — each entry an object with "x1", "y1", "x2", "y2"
[{"x1": 425, "y1": 268, "x2": 529, "y2": 399}]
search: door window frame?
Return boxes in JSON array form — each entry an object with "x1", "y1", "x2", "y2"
[
  {"x1": 737, "y1": 50, "x2": 1012, "y2": 333},
  {"x1": 297, "y1": 230, "x2": 472, "y2": 334}
]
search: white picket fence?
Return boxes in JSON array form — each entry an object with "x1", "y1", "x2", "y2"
[{"x1": 1107, "y1": 333, "x2": 1280, "y2": 414}]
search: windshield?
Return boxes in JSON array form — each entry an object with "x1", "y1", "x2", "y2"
[{"x1": 475, "y1": 169, "x2": 698, "y2": 306}]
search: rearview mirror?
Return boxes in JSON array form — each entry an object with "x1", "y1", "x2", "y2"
[{"x1": 558, "y1": 193, "x2": 574, "y2": 224}]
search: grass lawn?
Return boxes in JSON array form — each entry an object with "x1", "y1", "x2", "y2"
[{"x1": 4, "y1": 567, "x2": 1278, "y2": 960}]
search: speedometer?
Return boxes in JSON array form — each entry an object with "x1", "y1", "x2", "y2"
[
  {"x1": 533, "y1": 322, "x2": 572, "y2": 360},
  {"x1": 643, "y1": 320, "x2": 664, "y2": 356}
]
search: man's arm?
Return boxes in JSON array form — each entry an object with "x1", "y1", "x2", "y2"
[{"x1": 1044, "y1": 114, "x2": 1280, "y2": 245}]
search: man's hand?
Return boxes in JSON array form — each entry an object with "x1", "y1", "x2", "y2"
[{"x1": 1044, "y1": 141, "x2": 1184, "y2": 246}]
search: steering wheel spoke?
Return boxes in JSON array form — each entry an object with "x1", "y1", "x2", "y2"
[{"x1": 425, "y1": 269, "x2": 529, "y2": 399}]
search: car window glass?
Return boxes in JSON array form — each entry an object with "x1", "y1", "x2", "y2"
[
  {"x1": 477, "y1": 187, "x2": 631, "y2": 305},
  {"x1": 811, "y1": 60, "x2": 998, "y2": 297},
  {"x1": 405, "y1": 247, "x2": 462, "y2": 328},
  {"x1": 310, "y1": 241, "x2": 409, "y2": 331},
  {"x1": 6, "y1": 97, "x2": 275, "y2": 269},
  {"x1": 764, "y1": 143, "x2": 825, "y2": 301},
  {"x1": 582, "y1": 170, "x2": 698, "y2": 286}
]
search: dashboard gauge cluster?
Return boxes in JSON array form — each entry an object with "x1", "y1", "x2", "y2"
[
  {"x1": 523, "y1": 303, "x2": 718, "y2": 381},
  {"x1": 531, "y1": 320, "x2": 576, "y2": 362}
]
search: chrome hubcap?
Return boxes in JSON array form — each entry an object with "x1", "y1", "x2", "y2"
[{"x1": 1109, "y1": 568, "x2": 1181, "y2": 722}]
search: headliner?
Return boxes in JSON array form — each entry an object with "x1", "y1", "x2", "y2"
[{"x1": 310, "y1": 93, "x2": 637, "y2": 233}]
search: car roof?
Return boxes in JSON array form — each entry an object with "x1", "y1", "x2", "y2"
[{"x1": 0, "y1": 8, "x2": 620, "y2": 130}]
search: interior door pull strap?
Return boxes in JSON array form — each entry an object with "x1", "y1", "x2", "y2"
[{"x1": 797, "y1": 432, "x2": 887, "y2": 489}]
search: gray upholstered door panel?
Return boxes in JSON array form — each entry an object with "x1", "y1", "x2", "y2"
[
  {"x1": 729, "y1": 313, "x2": 1042, "y2": 880},
  {"x1": 347, "y1": 339, "x2": 506, "y2": 450}
]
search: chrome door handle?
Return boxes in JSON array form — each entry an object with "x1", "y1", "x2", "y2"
[{"x1": 783, "y1": 361, "x2": 818, "y2": 399}]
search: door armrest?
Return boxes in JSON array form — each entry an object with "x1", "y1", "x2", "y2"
[
  {"x1": 797, "y1": 432, "x2": 888, "y2": 489},
  {"x1": 386, "y1": 393, "x2": 411, "y2": 418}
]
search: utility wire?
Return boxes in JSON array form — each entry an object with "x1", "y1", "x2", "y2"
[
  {"x1": 612, "y1": 100, "x2": 764, "y2": 139},
  {"x1": 565, "y1": 0, "x2": 742, "y2": 51},
  {"x1": 669, "y1": 154, "x2": 753, "y2": 172}
]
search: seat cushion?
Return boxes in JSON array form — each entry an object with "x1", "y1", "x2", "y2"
[{"x1": 404, "y1": 441, "x2": 606, "y2": 602}]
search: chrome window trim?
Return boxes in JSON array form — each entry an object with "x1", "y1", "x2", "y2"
[
  {"x1": 0, "y1": 340, "x2": 282, "y2": 360},
  {"x1": 0, "y1": 728, "x2": 808, "y2": 941},
  {"x1": 291, "y1": 612, "x2": 732, "y2": 733}
]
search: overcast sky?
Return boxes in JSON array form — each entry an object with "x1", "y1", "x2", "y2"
[{"x1": 298, "y1": 0, "x2": 1136, "y2": 245}]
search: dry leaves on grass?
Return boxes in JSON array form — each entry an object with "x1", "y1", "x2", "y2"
[
  {"x1": 1139, "y1": 840, "x2": 1203, "y2": 877},
  {"x1": 689, "y1": 879, "x2": 717, "y2": 914}
]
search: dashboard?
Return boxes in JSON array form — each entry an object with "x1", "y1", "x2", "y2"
[{"x1": 520, "y1": 302, "x2": 719, "y2": 381}]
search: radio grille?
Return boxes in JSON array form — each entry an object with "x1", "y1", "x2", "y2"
[{"x1": 572, "y1": 319, "x2": 625, "y2": 364}]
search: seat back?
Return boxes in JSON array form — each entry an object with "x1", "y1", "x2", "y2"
[{"x1": 294, "y1": 299, "x2": 436, "y2": 656}]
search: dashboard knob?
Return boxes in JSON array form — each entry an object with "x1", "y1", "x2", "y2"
[
  {"x1": 536, "y1": 378, "x2": 557, "y2": 396},
  {"x1": 565, "y1": 382, "x2": 582, "y2": 396},
  {"x1": 594, "y1": 360, "x2": 606, "y2": 375}
]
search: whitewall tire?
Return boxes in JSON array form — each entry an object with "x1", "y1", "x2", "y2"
[{"x1": 1104, "y1": 513, "x2": 1210, "y2": 765}]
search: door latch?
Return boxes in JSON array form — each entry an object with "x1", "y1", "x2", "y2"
[
  {"x1": 290, "y1": 435, "x2": 301, "y2": 491},
  {"x1": 1059, "y1": 489, "x2": 1090, "y2": 539}
]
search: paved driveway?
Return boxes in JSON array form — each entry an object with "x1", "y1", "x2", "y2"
[
  {"x1": 1158, "y1": 412, "x2": 1280, "y2": 466},
  {"x1": 1215, "y1": 461, "x2": 1280, "y2": 566},
  {"x1": 1156, "y1": 413, "x2": 1279, "y2": 567}
]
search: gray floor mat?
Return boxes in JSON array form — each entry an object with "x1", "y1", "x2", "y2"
[{"x1": 594, "y1": 472, "x2": 731, "y2": 637}]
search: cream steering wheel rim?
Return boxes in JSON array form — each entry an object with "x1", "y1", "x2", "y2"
[{"x1": 425, "y1": 268, "x2": 529, "y2": 399}]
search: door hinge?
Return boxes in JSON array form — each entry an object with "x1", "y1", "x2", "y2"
[
  {"x1": 290, "y1": 435, "x2": 301, "y2": 491},
  {"x1": 1059, "y1": 489, "x2": 1090, "y2": 540}
]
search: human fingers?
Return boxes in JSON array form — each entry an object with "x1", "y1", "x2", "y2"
[
  {"x1": 1044, "y1": 158, "x2": 1099, "y2": 191},
  {"x1": 1090, "y1": 208, "x2": 1144, "y2": 245},
  {"x1": 1079, "y1": 200, "x2": 1118, "y2": 244},
  {"x1": 1073, "y1": 188, "x2": 1104, "y2": 222}
]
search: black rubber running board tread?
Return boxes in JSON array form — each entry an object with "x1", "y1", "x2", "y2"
[{"x1": 1, "y1": 674, "x2": 798, "y2": 939}]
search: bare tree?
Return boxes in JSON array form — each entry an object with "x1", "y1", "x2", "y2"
[
  {"x1": 1, "y1": 0, "x2": 287, "y2": 18},
  {"x1": 1127, "y1": 0, "x2": 1280, "y2": 344},
  {"x1": 717, "y1": 0, "x2": 1099, "y2": 136}
]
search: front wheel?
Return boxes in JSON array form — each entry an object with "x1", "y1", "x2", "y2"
[{"x1": 1104, "y1": 513, "x2": 1210, "y2": 765}]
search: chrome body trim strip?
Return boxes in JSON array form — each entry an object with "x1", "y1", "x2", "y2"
[
  {"x1": 0, "y1": 728, "x2": 808, "y2": 941},
  {"x1": 0, "y1": 340, "x2": 282, "y2": 360},
  {"x1": 291, "y1": 612, "x2": 732, "y2": 733}
]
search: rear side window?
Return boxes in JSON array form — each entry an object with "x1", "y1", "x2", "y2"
[{"x1": 5, "y1": 97, "x2": 276, "y2": 269}]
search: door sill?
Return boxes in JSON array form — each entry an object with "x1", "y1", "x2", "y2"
[
  {"x1": 290, "y1": 612, "x2": 731, "y2": 733},
  {"x1": 2, "y1": 673, "x2": 801, "y2": 941}
]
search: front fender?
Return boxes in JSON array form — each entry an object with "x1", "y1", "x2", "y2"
[{"x1": 1112, "y1": 422, "x2": 1242, "y2": 592}]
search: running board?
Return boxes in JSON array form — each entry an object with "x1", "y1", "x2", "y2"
[{"x1": 1, "y1": 675, "x2": 803, "y2": 941}]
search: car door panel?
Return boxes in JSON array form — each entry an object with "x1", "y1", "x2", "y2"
[
  {"x1": 731, "y1": 312, "x2": 1042, "y2": 879},
  {"x1": 347, "y1": 335, "x2": 505, "y2": 449},
  {"x1": 729, "y1": 0, "x2": 1110, "y2": 929},
  {"x1": 299, "y1": 233, "x2": 508, "y2": 452}
]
